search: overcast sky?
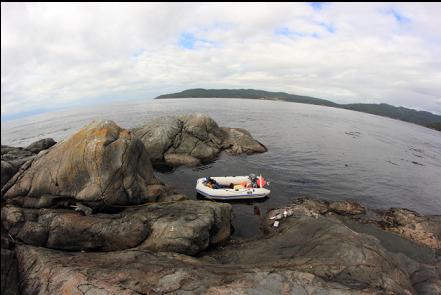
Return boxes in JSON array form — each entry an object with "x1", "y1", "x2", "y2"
[{"x1": 2, "y1": 2, "x2": 441, "y2": 119}]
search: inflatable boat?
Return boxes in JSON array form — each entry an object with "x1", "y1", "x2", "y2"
[{"x1": 196, "y1": 175, "x2": 270, "y2": 200}]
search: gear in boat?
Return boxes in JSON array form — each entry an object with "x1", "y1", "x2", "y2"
[{"x1": 196, "y1": 174, "x2": 270, "y2": 200}]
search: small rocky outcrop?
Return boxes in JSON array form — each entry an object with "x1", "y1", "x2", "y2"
[
  {"x1": 132, "y1": 113, "x2": 267, "y2": 167},
  {"x1": 1, "y1": 138, "x2": 56, "y2": 188},
  {"x1": 25, "y1": 138, "x2": 56, "y2": 153},
  {"x1": 2, "y1": 121, "x2": 163, "y2": 208},
  {"x1": 377, "y1": 208, "x2": 441, "y2": 250}
]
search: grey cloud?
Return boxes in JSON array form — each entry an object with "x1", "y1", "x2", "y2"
[{"x1": 1, "y1": 2, "x2": 441, "y2": 116}]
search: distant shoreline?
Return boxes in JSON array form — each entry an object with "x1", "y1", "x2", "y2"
[{"x1": 156, "y1": 88, "x2": 441, "y2": 132}]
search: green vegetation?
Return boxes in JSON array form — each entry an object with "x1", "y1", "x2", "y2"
[
  {"x1": 425, "y1": 122, "x2": 441, "y2": 131},
  {"x1": 156, "y1": 88, "x2": 441, "y2": 131},
  {"x1": 157, "y1": 88, "x2": 338, "y2": 107}
]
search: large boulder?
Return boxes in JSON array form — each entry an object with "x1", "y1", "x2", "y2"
[
  {"x1": 133, "y1": 113, "x2": 267, "y2": 167},
  {"x1": 2, "y1": 200, "x2": 232, "y2": 255},
  {"x1": 2, "y1": 120, "x2": 161, "y2": 208}
]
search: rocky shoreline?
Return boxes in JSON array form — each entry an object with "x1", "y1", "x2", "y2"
[{"x1": 1, "y1": 114, "x2": 440, "y2": 294}]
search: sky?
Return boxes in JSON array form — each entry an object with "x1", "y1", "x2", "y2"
[{"x1": 2, "y1": 2, "x2": 441, "y2": 120}]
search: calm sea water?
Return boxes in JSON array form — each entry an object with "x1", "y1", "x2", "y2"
[{"x1": 2, "y1": 98, "x2": 441, "y2": 238}]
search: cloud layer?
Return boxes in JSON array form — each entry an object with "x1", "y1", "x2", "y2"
[{"x1": 2, "y1": 2, "x2": 441, "y2": 117}]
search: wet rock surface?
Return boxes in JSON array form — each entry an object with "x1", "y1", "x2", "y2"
[{"x1": 132, "y1": 113, "x2": 267, "y2": 167}]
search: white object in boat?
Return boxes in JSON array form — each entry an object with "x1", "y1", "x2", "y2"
[
  {"x1": 196, "y1": 176, "x2": 271, "y2": 200},
  {"x1": 273, "y1": 221, "x2": 280, "y2": 227}
]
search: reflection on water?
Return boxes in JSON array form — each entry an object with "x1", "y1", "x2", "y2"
[{"x1": 2, "y1": 98, "x2": 441, "y2": 238}]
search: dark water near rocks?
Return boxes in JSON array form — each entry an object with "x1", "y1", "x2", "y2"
[{"x1": 2, "y1": 98, "x2": 441, "y2": 238}]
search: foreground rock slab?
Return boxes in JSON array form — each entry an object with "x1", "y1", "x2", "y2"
[
  {"x1": 5, "y1": 198, "x2": 441, "y2": 295},
  {"x1": 2, "y1": 200, "x2": 231, "y2": 255},
  {"x1": 203, "y1": 198, "x2": 440, "y2": 294},
  {"x1": 133, "y1": 113, "x2": 267, "y2": 167},
  {"x1": 17, "y1": 245, "x2": 385, "y2": 295}
]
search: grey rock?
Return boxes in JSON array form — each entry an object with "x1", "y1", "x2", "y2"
[
  {"x1": 1, "y1": 161, "x2": 18, "y2": 188},
  {"x1": 378, "y1": 208, "x2": 441, "y2": 250},
  {"x1": 2, "y1": 200, "x2": 231, "y2": 254},
  {"x1": 2, "y1": 120, "x2": 162, "y2": 208},
  {"x1": 1, "y1": 145, "x2": 34, "y2": 162},
  {"x1": 25, "y1": 138, "x2": 56, "y2": 153},
  {"x1": 133, "y1": 113, "x2": 267, "y2": 167},
  {"x1": 1, "y1": 139, "x2": 56, "y2": 189},
  {"x1": 16, "y1": 245, "x2": 382, "y2": 295},
  {"x1": 1, "y1": 248, "x2": 19, "y2": 295},
  {"x1": 328, "y1": 200, "x2": 366, "y2": 215},
  {"x1": 213, "y1": 212, "x2": 415, "y2": 294}
]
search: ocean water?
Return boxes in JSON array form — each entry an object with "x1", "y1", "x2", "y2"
[{"x1": 2, "y1": 98, "x2": 441, "y2": 238}]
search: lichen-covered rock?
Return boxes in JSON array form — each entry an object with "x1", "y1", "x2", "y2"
[
  {"x1": 2, "y1": 200, "x2": 231, "y2": 254},
  {"x1": 329, "y1": 200, "x2": 365, "y2": 215},
  {"x1": 3, "y1": 120, "x2": 161, "y2": 207},
  {"x1": 287, "y1": 198, "x2": 440, "y2": 251},
  {"x1": 133, "y1": 113, "x2": 266, "y2": 167},
  {"x1": 378, "y1": 208, "x2": 441, "y2": 250}
]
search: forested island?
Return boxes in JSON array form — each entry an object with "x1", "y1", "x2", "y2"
[{"x1": 157, "y1": 89, "x2": 441, "y2": 131}]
